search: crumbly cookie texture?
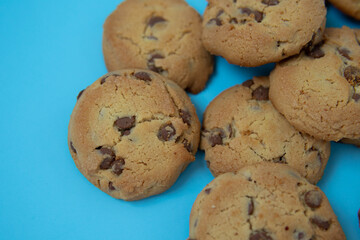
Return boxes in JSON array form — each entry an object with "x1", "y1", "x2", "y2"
[
  {"x1": 103, "y1": 0, "x2": 213, "y2": 94},
  {"x1": 200, "y1": 76, "x2": 330, "y2": 184},
  {"x1": 68, "y1": 69, "x2": 200, "y2": 201},
  {"x1": 328, "y1": 0, "x2": 360, "y2": 20},
  {"x1": 202, "y1": 0, "x2": 326, "y2": 67},
  {"x1": 189, "y1": 163, "x2": 345, "y2": 240},
  {"x1": 270, "y1": 26, "x2": 360, "y2": 142}
]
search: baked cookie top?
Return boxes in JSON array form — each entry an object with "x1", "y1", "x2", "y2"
[
  {"x1": 189, "y1": 163, "x2": 345, "y2": 240},
  {"x1": 270, "y1": 26, "x2": 360, "y2": 141},
  {"x1": 103, "y1": 0, "x2": 213, "y2": 94},
  {"x1": 202, "y1": 0, "x2": 326, "y2": 67},
  {"x1": 68, "y1": 69, "x2": 200, "y2": 201},
  {"x1": 200, "y1": 76, "x2": 330, "y2": 184},
  {"x1": 328, "y1": 0, "x2": 360, "y2": 20}
]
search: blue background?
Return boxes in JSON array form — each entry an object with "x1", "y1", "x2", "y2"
[{"x1": 0, "y1": 0, "x2": 359, "y2": 239}]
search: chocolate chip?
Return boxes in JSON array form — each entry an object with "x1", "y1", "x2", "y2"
[
  {"x1": 310, "y1": 217, "x2": 331, "y2": 230},
  {"x1": 109, "y1": 181, "x2": 115, "y2": 191},
  {"x1": 353, "y1": 94, "x2": 360, "y2": 101},
  {"x1": 242, "y1": 79, "x2": 254, "y2": 88},
  {"x1": 182, "y1": 139, "x2": 192, "y2": 153},
  {"x1": 134, "y1": 72, "x2": 152, "y2": 82},
  {"x1": 100, "y1": 77, "x2": 107, "y2": 84},
  {"x1": 148, "y1": 16, "x2": 166, "y2": 27},
  {"x1": 208, "y1": 129, "x2": 225, "y2": 147},
  {"x1": 262, "y1": 0, "x2": 279, "y2": 5},
  {"x1": 248, "y1": 198, "x2": 254, "y2": 215},
  {"x1": 250, "y1": 230, "x2": 273, "y2": 240},
  {"x1": 70, "y1": 141, "x2": 77, "y2": 154},
  {"x1": 241, "y1": 8, "x2": 252, "y2": 15},
  {"x1": 305, "y1": 44, "x2": 325, "y2": 58},
  {"x1": 208, "y1": 18, "x2": 222, "y2": 26},
  {"x1": 101, "y1": 73, "x2": 120, "y2": 84},
  {"x1": 114, "y1": 116, "x2": 136, "y2": 135},
  {"x1": 304, "y1": 190, "x2": 322, "y2": 208},
  {"x1": 204, "y1": 188, "x2": 211, "y2": 194},
  {"x1": 158, "y1": 123, "x2": 176, "y2": 141},
  {"x1": 230, "y1": 18, "x2": 238, "y2": 24},
  {"x1": 77, "y1": 89, "x2": 85, "y2": 100},
  {"x1": 179, "y1": 109, "x2": 191, "y2": 125},
  {"x1": 284, "y1": 226, "x2": 289, "y2": 231},
  {"x1": 112, "y1": 158, "x2": 125, "y2": 175},
  {"x1": 147, "y1": 53, "x2": 165, "y2": 73},
  {"x1": 252, "y1": 86, "x2": 269, "y2": 101},
  {"x1": 98, "y1": 147, "x2": 115, "y2": 157},
  {"x1": 100, "y1": 157, "x2": 114, "y2": 170},
  {"x1": 344, "y1": 66, "x2": 360, "y2": 86},
  {"x1": 337, "y1": 48, "x2": 352, "y2": 60},
  {"x1": 253, "y1": 11, "x2": 263, "y2": 22}
]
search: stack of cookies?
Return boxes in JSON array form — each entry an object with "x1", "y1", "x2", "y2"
[{"x1": 67, "y1": 0, "x2": 358, "y2": 239}]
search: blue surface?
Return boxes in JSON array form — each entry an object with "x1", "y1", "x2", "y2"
[{"x1": 0, "y1": 0, "x2": 359, "y2": 239}]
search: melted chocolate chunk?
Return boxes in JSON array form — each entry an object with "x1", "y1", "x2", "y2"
[
  {"x1": 250, "y1": 230, "x2": 273, "y2": 240},
  {"x1": 179, "y1": 109, "x2": 191, "y2": 125},
  {"x1": 242, "y1": 79, "x2": 254, "y2": 88},
  {"x1": 70, "y1": 141, "x2": 77, "y2": 154},
  {"x1": 208, "y1": 129, "x2": 225, "y2": 147},
  {"x1": 208, "y1": 18, "x2": 222, "y2": 26},
  {"x1": 114, "y1": 116, "x2": 136, "y2": 135},
  {"x1": 108, "y1": 181, "x2": 115, "y2": 191},
  {"x1": 77, "y1": 89, "x2": 85, "y2": 100},
  {"x1": 337, "y1": 47, "x2": 352, "y2": 60},
  {"x1": 262, "y1": 0, "x2": 279, "y2": 6},
  {"x1": 101, "y1": 73, "x2": 120, "y2": 84},
  {"x1": 241, "y1": 7, "x2": 252, "y2": 15},
  {"x1": 344, "y1": 66, "x2": 360, "y2": 86},
  {"x1": 252, "y1": 86, "x2": 269, "y2": 100},
  {"x1": 112, "y1": 158, "x2": 125, "y2": 175},
  {"x1": 304, "y1": 190, "x2": 322, "y2": 208},
  {"x1": 158, "y1": 123, "x2": 176, "y2": 141},
  {"x1": 100, "y1": 157, "x2": 115, "y2": 170},
  {"x1": 310, "y1": 217, "x2": 331, "y2": 230},
  {"x1": 248, "y1": 197, "x2": 254, "y2": 215},
  {"x1": 204, "y1": 188, "x2": 211, "y2": 194},
  {"x1": 147, "y1": 53, "x2": 165, "y2": 73},
  {"x1": 182, "y1": 139, "x2": 192, "y2": 153},
  {"x1": 253, "y1": 11, "x2": 263, "y2": 22},
  {"x1": 98, "y1": 147, "x2": 115, "y2": 157},
  {"x1": 134, "y1": 72, "x2": 152, "y2": 82},
  {"x1": 305, "y1": 43, "x2": 325, "y2": 58},
  {"x1": 148, "y1": 16, "x2": 166, "y2": 27}
]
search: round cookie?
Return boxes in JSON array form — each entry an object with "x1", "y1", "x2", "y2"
[
  {"x1": 200, "y1": 76, "x2": 330, "y2": 184},
  {"x1": 189, "y1": 163, "x2": 345, "y2": 240},
  {"x1": 68, "y1": 69, "x2": 200, "y2": 201},
  {"x1": 202, "y1": 0, "x2": 326, "y2": 67},
  {"x1": 103, "y1": 0, "x2": 213, "y2": 94},
  {"x1": 270, "y1": 26, "x2": 360, "y2": 142},
  {"x1": 328, "y1": 0, "x2": 360, "y2": 20}
]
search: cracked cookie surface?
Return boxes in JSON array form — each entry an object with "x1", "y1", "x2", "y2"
[
  {"x1": 202, "y1": 0, "x2": 326, "y2": 67},
  {"x1": 328, "y1": 0, "x2": 360, "y2": 20},
  {"x1": 103, "y1": 0, "x2": 213, "y2": 94},
  {"x1": 189, "y1": 163, "x2": 345, "y2": 240},
  {"x1": 200, "y1": 76, "x2": 330, "y2": 184},
  {"x1": 68, "y1": 69, "x2": 200, "y2": 200},
  {"x1": 270, "y1": 26, "x2": 360, "y2": 142}
]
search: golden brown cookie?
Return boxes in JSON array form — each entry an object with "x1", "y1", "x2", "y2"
[
  {"x1": 328, "y1": 0, "x2": 360, "y2": 20},
  {"x1": 68, "y1": 69, "x2": 200, "y2": 201},
  {"x1": 103, "y1": 0, "x2": 213, "y2": 93},
  {"x1": 270, "y1": 26, "x2": 360, "y2": 142},
  {"x1": 202, "y1": 0, "x2": 326, "y2": 67},
  {"x1": 189, "y1": 163, "x2": 345, "y2": 240},
  {"x1": 200, "y1": 76, "x2": 330, "y2": 184}
]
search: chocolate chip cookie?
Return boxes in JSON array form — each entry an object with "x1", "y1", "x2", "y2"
[
  {"x1": 189, "y1": 163, "x2": 345, "y2": 240},
  {"x1": 103, "y1": 0, "x2": 213, "y2": 94},
  {"x1": 270, "y1": 26, "x2": 360, "y2": 142},
  {"x1": 202, "y1": 0, "x2": 326, "y2": 67},
  {"x1": 68, "y1": 69, "x2": 200, "y2": 201},
  {"x1": 328, "y1": 0, "x2": 360, "y2": 20},
  {"x1": 201, "y1": 76, "x2": 330, "y2": 184}
]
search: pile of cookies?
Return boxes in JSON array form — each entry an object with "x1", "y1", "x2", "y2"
[{"x1": 68, "y1": 0, "x2": 359, "y2": 239}]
